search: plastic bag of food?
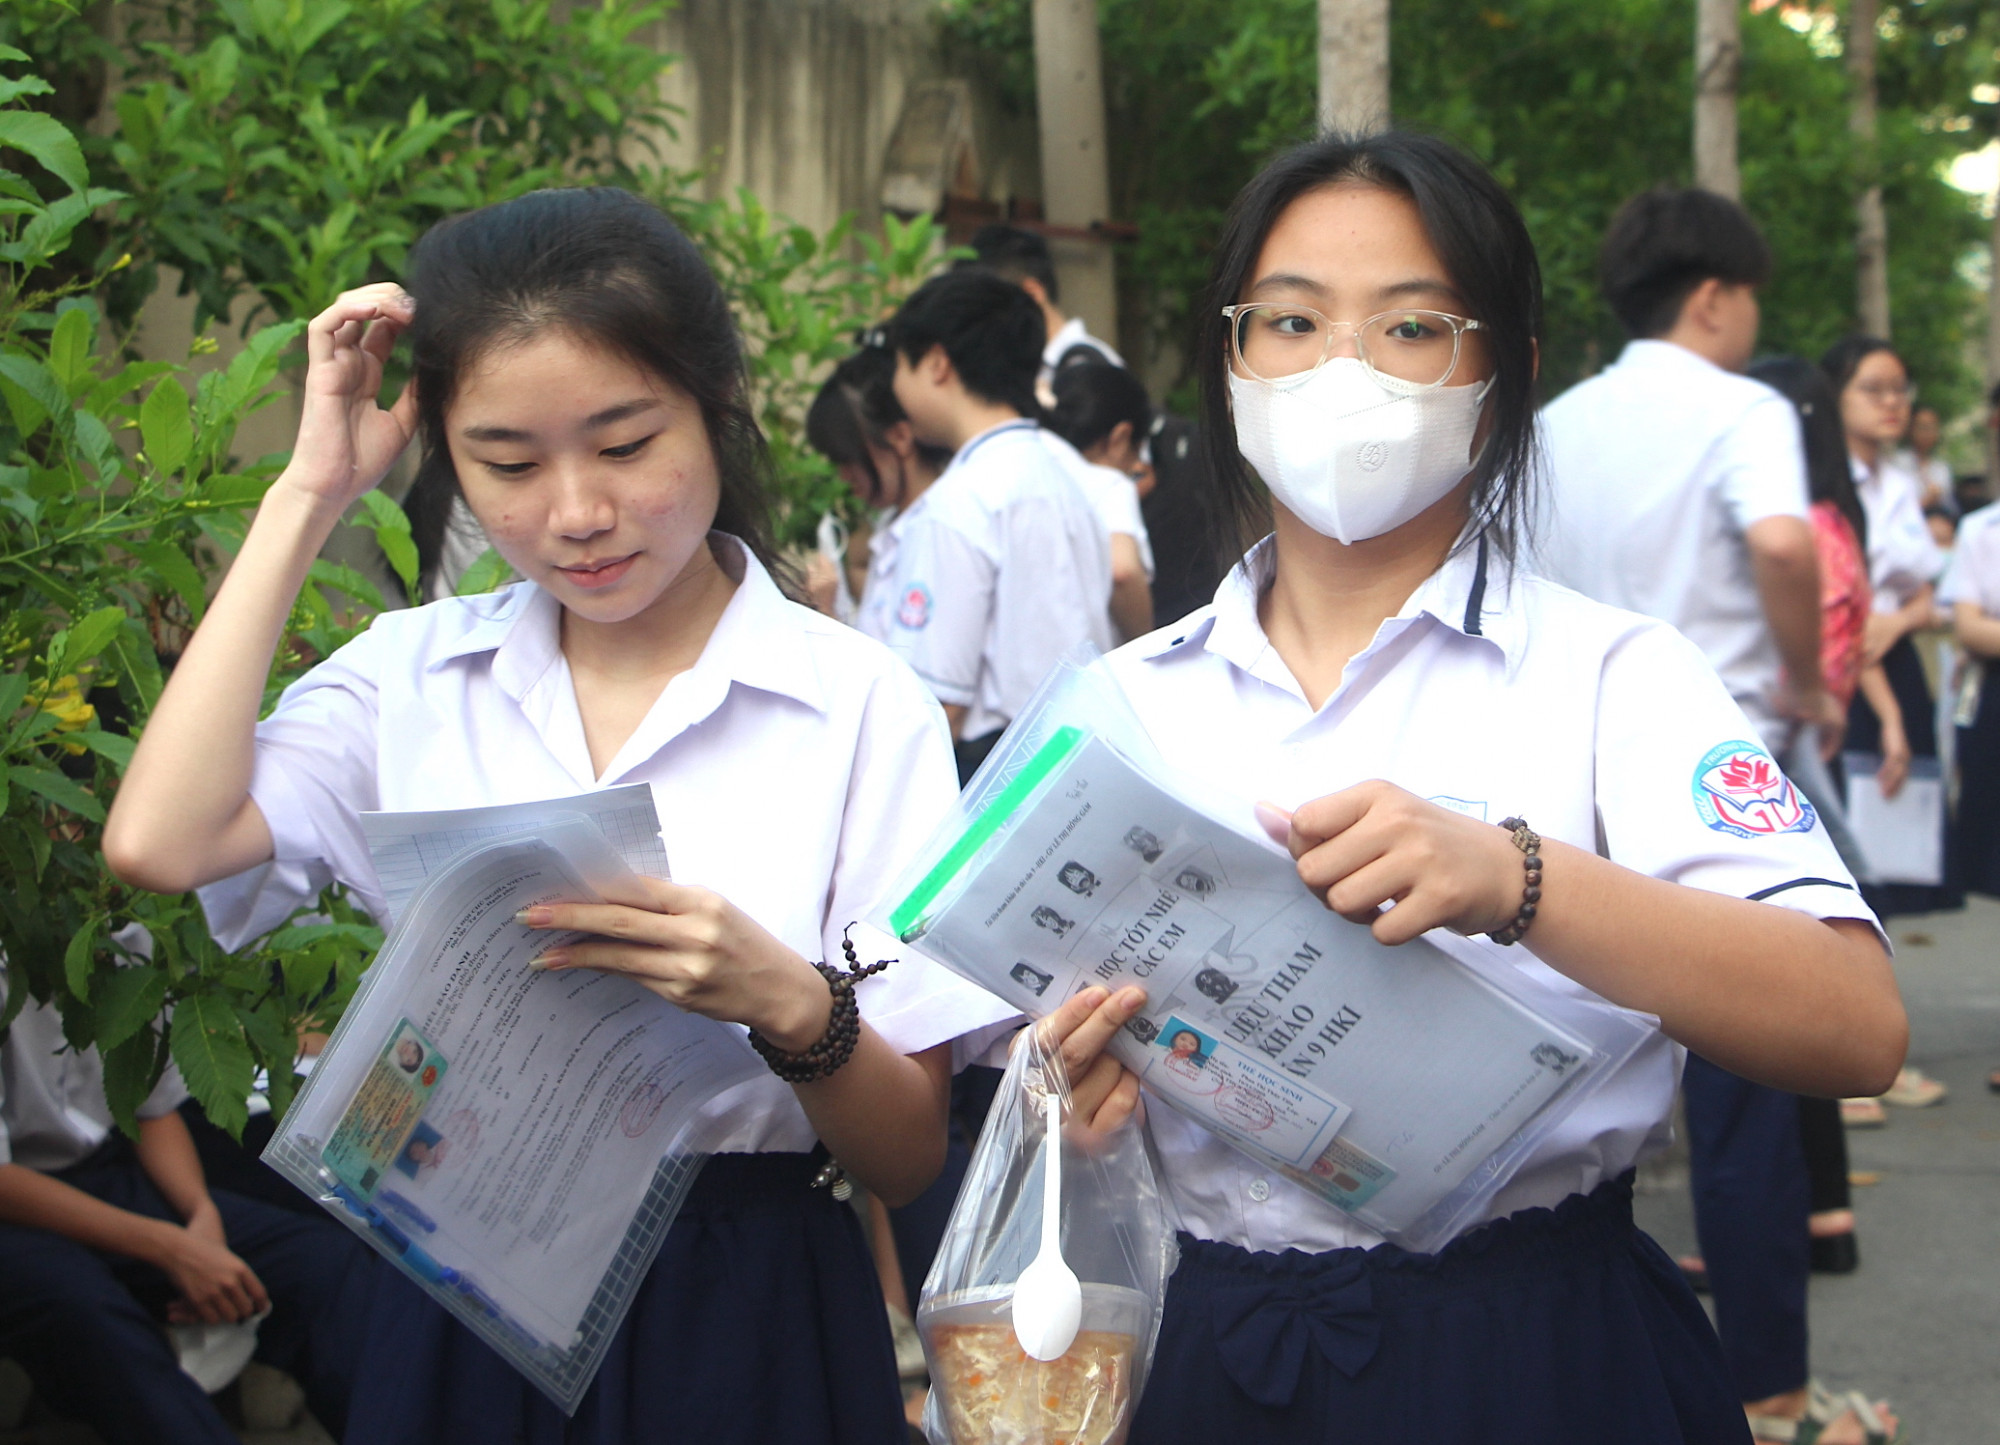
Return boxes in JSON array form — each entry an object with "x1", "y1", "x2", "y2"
[{"x1": 919, "y1": 1022, "x2": 1177, "y2": 1445}]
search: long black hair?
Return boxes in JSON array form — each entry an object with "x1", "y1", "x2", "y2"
[
  {"x1": 1196, "y1": 130, "x2": 1544, "y2": 563},
  {"x1": 804, "y1": 341, "x2": 952, "y2": 500},
  {"x1": 1818, "y1": 333, "x2": 1903, "y2": 402},
  {"x1": 1749, "y1": 356, "x2": 1866, "y2": 549},
  {"x1": 401, "y1": 187, "x2": 787, "y2": 589}
]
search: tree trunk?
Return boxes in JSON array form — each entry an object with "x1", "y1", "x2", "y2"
[
  {"x1": 1318, "y1": 0, "x2": 1390, "y2": 135},
  {"x1": 1848, "y1": 0, "x2": 1891, "y2": 338},
  {"x1": 1693, "y1": 0, "x2": 1741, "y2": 199},
  {"x1": 1031, "y1": 0, "x2": 1118, "y2": 347},
  {"x1": 1988, "y1": 197, "x2": 1999, "y2": 495}
]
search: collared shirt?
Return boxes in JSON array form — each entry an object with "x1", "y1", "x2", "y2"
[
  {"x1": 2, "y1": 929, "x2": 187, "y2": 1172},
  {"x1": 1039, "y1": 317, "x2": 1123, "y2": 392},
  {"x1": 1536, "y1": 339, "x2": 1810, "y2": 732},
  {"x1": 1103, "y1": 535, "x2": 1877, "y2": 1255},
  {"x1": 1042, "y1": 430, "x2": 1154, "y2": 580},
  {"x1": 1853, "y1": 454, "x2": 1946, "y2": 613},
  {"x1": 199, "y1": 538, "x2": 1016, "y2": 1155},
  {"x1": 1941, "y1": 501, "x2": 2000, "y2": 615},
  {"x1": 859, "y1": 420, "x2": 1113, "y2": 739}
]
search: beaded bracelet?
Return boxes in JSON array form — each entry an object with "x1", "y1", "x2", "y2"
[
  {"x1": 1488, "y1": 816, "x2": 1543, "y2": 946},
  {"x1": 748, "y1": 927, "x2": 892, "y2": 1084}
]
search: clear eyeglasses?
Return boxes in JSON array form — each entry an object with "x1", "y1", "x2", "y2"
[{"x1": 1222, "y1": 303, "x2": 1485, "y2": 389}]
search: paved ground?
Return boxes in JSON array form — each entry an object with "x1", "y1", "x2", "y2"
[{"x1": 1635, "y1": 894, "x2": 2000, "y2": 1445}]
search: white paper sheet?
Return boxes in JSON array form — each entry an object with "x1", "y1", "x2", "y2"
[
  {"x1": 360, "y1": 784, "x2": 668, "y2": 924},
  {"x1": 268, "y1": 803, "x2": 763, "y2": 1399},
  {"x1": 1844, "y1": 753, "x2": 1945, "y2": 886}
]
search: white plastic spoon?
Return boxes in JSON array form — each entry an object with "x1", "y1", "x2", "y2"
[{"x1": 1011, "y1": 1091, "x2": 1083, "y2": 1361}]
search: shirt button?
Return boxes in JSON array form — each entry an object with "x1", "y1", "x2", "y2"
[{"x1": 1246, "y1": 1178, "x2": 1271, "y2": 1203}]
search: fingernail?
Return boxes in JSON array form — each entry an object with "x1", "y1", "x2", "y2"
[
  {"x1": 1117, "y1": 987, "x2": 1147, "y2": 1012},
  {"x1": 1253, "y1": 801, "x2": 1292, "y2": 843},
  {"x1": 515, "y1": 907, "x2": 553, "y2": 927},
  {"x1": 528, "y1": 950, "x2": 567, "y2": 972}
]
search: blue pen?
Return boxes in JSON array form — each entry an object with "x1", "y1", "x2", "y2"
[
  {"x1": 330, "y1": 1184, "x2": 458, "y2": 1287},
  {"x1": 376, "y1": 1190, "x2": 437, "y2": 1233}
]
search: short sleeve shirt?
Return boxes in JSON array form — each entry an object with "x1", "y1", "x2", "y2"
[
  {"x1": 1856, "y1": 454, "x2": 1947, "y2": 612},
  {"x1": 859, "y1": 421, "x2": 1114, "y2": 738},
  {"x1": 1941, "y1": 502, "x2": 2000, "y2": 614},
  {"x1": 1042, "y1": 431, "x2": 1154, "y2": 579},
  {"x1": 1537, "y1": 340, "x2": 1810, "y2": 732},
  {"x1": 198, "y1": 538, "x2": 1017, "y2": 1155},
  {"x1": 1, "y1": 927, "x2": 188, "y2": 1172},
  {"x1": 1103, "y1": 534, "x2": 1878, "y2": 1254}
]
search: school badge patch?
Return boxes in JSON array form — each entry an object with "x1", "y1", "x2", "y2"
[
  {"x1": 896, "y1": 583, "x2": 932, "y2": 629},
  {"x1": 1691, "y1": 741, "x2": 1816, "y2": 838}
]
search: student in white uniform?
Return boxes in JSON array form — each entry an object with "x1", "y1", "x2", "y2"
[
  {"x1": 960, "y1": 224, "x2": 1124, "y2": 401},
  {"x1": 877, "y1": 269, "x2": 1113, "y2": 781},
  {"x1": 1047, "y1": 358, "x2": 1157, "y2": 641},
  {"x1": 1822, "y1": 334, "x2": 1954, "y2": 921},
  {"x1": 803, "y1": 338, "x2": 954, "y2": 619},
  {"x1": 103, "y1": 187, "x2": 1013, "y2": 1445},
  {"x1": 1039, "y1": 130, "x2": 1906, "y2": 1445},
  {"x1": 0, "y1": 968, "x2": 375, "y2": 1444},
  {"x1": 1537, "y1": 187, "x2": 1837, "y2": 753}
]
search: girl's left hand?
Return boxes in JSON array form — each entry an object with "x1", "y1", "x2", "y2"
[
  {"x1": 520, "y1": 881, "x2": 833, "y2": 1049},
  {"x1": 1260, "y1": 782, "x2": 1524, "y2": 946}
]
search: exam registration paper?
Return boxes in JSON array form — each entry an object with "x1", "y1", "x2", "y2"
[
  {"x1": 901, "y1": 734, "x2": 1601, "y2": 1237},
  {"x1": 274, "y1": 790, "x2": 763, "y2": 1348}
]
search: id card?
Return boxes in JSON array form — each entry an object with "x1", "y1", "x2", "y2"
[{"x1": 321, "y1": 1019, "x2": 448, "y2": 1199}]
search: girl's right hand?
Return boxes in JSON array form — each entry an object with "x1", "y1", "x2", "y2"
[
  {"x1": 281, "y1": 283, "x2": 420, "y2": 510},
  {"x1": 1878, "y1": 723, "x2": 1911, "y2": 800}
]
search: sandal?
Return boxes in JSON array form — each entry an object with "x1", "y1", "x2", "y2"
[
  {"x1": 1749, "y1": 1385, "x2": 1906, "y2": 1445},
  {"x1": 1879, "y1": 1066, "x2": 1946, "y2": 1108}
]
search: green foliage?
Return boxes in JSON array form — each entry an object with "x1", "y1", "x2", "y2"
[
  {"x1": 0, "y1": 57, "x2": 383, "y2": 1131},
  {"x1": 940, "y1": 0, "x2": 1996, "y2": 415},
  {"x1": 0, "y1": 10, "x2": 958, "y2": 1134},
  {"x1": 675, "y1": 194, "x2": 963, "y2": 545}
]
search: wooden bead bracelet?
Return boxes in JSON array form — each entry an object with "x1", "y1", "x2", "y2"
[
  {"x1": 748, "y1": 927, "x2": 891, "y2": 1084},
  {"x1": 1488, "y1": 816, "x2": 1543, "y2": 946}
]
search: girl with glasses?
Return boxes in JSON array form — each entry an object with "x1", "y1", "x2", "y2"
[{"x1": 1041, "y1": 131, "x2": 1905, "y2": 1443}]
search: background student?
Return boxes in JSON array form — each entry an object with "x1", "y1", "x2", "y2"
[
  {"x1": 1045, "y1": 358, "x2": 1156, "y2": 641},
  {"x1": 0, "y1": 956, "x2": 374, "y2": 1445},
  {"x1": 1537, "y1": 186, "x2": 1885, "y2": 1438},
  {"x1": 1043, "y1": 129, "x2": 1904, "y2": 1445},
  {"x1": 103, "y1": 187, "x2": 1013, "y2": 1445},
  {"x1": 1821, "y1": 335, "x2": 1955, "y2": 924},
  {"x1": 959, "y1": 223, "x2": 1123, "y2": 400},
  {"x1": 1942, "y1": 495, "x2": 2000, "y2": 901},
  {"x1": 879, "y1": 269, "x2": 1113, "y2": 781},
  {"x1": 803, "y1": 339, "x2": 953, "y2": 619}
]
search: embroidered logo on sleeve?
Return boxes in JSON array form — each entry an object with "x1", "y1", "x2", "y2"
[
  {"x1": 896, "y1": 583, "x2": 932, "y2": 630},
  {"x1": 1691, "y1": 741, "x2": 1817, "y2": 838}
]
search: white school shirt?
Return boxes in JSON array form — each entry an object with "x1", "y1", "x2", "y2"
[
  {"x1": 1039, "y1": 317, "x2": 1124, "y2": 389},
  {"x1": 1, "y1": 932, "x2": 187, "y2": 1173},
  {"x1": 1043, "y1": 431, "x2": 1155, "y2": 580},
  {"x1": 1854, "y1": 454, "x2": 1945, "y2": 613},
  {"x1": 197, "y1": 538, "x2": 1016, "y2": 1155},
  {"x1": 1536, "y1": 339, "x2": 1810, "y2": 735},
  {"x1": 1102, "y1": 534, "x2": 1879, "y2": 1255},
  {"x1": 859, "y1": 420, "x2": 1113, "y2": 739},
  {"x1": 1940, "y1": 502, "x2": 2000, "y2": 614}
]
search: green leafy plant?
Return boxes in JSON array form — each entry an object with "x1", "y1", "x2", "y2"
[{"x1": 1, "y1": 46, "x2": 384, "y2": 1135}]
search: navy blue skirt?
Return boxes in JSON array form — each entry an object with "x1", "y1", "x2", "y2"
[
  {"x1": 1130, "y1": 1174, "x2": 1749, "y2": 1444},
  {"x1": 341, "y1": 1153, "x2": 905, "y2": 1445}
]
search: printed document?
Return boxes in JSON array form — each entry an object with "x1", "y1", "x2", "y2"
[
  {"x1": 892, "y1": 730, "x2": 1599, "y2": 1234},
  {"x1": 270, "y1": 798, "x2": 763, "y2": 1354}
]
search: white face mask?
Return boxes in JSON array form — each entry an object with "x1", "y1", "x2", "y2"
[{"x1": 1229, "y1": 358, "x2": 1493, "y2": 544}]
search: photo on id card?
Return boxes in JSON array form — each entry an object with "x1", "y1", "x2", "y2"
[{"x1": 321, "y1": 1018, "x2": 449, "y2": 1199}]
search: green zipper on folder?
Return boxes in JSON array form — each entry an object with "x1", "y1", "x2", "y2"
[{"x1": 889, "y1": 726, "x2": 1088, "y2": 941}]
